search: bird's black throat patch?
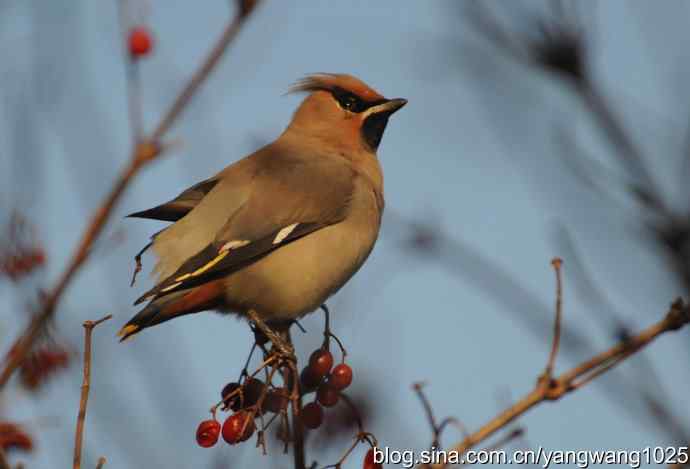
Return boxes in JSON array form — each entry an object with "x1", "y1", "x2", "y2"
[{"x1": 361, "y1": 112, "x2": 391, "y2": 151}]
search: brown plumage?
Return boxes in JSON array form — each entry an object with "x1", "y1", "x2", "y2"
[{"x1": 118, "y1": 74, "x2": 406, "y2": 341}]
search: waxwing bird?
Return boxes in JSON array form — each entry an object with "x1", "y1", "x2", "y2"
[{"x1": 118, "y1": 73, "x2": 407, "y2": 341}]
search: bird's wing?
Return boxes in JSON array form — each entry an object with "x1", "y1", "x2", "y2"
[
  {"x1": 134, "y1": 154, "x2": 356, "y2": 305},
  {"x1": 127, "y1": 177, "x2": 220, "y2": 222}
]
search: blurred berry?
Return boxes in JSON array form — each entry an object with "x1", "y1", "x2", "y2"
[
  {"x1": 316, "y1": 383, "x2": 339, "y2": 407},
  {"x1": 0, "y1": 422, "x2": 33, "y2": 453},
  {"x1": 19, "y1": 344, "x2": 71, "y2": 391},
  {"x1": 1, "y1": 247, "x2": 46, "y2": 281},
  {"x1": 128, "y1": 26, "x2": 153, "y2": 57},
  {"x1": 301, "y1": 402, "x2": 323, "y2": 429}
]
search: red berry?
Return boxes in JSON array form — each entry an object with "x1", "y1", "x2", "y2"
[
  {"x1": 316, "y1": 383, "x2": 339, "y2": 407},
  {"x1": 300, "y1": 366, "x2": 321, "y2": 392},
  {"x1": 308, "y1": 348, "x2": 334, "y2": 378},
  {"x1": 330, "y1": 363, "x2": 353, "y2": 390},
  {"x1": 221, "y1": 382, "x2": 241, "y2": 411},
  {"x1": 262, "y1": 387, "x2": 289, "y2": 414},
  {"x1": 222, "y1": 411, "x2": 255, "y2": 444},
  {"x1": 301, "y1": 402, "x2": 323, "y2": 429},
  {"x1": 363, "y1": 448, "x2": 383, "y2": 469},
  {"x1": 242, "y1": 378, "x2": 266, "y2": 409},
  {"x1": 128, "y1": 26, "x2": 153, "y2": 57},
  {"x1": 195, "y1": 419, "x2": 220, "y2": 448}
]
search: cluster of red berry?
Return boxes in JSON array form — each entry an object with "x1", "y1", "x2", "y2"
[
  {"x1": 195, "y1": 375, "x2": 289, "y2": 448},
  {"x1": 19, "y1": 344, "x2": 71, "y2": 391},
  {"x1": 0, "y1": 421, "x2": 33, "y2": 453},
  {"x1": 1, "y1": 247, "x2": 45, "y2": 282},
  {"x1": 192, "y1": 309, "x2": 375, "y2": 467},
  {"x1": 299, "y1": 348, "x2": 352, "y2": 429},
  {"x1": 4, "y1": 341, "x2": 72, "y2": 392},
  {"x1": 1, "y1": 212, "x2": 46, "y2": 282},
  {"x1": 194, "y1": 347, "x2": 354, "y2": 448}
]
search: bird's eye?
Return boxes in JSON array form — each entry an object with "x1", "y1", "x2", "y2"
[
  {"x1": 342, "y1": 95, "x2": 358, "y2": 110},
  {"x1": 332, "y1": 88, "x2": 366, "y2": 113}
]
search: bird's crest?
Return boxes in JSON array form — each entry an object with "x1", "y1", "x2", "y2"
[{"x1": 288, "y1": 73, "x2": 385, "y2": 102}]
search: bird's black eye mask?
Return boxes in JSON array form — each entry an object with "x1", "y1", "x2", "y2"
[{"x1": 330, "y1": 87, "x2": 386, "y2": 113}]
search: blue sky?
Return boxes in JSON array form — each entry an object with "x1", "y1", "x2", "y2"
[{"x1": 2, "y1": 1, "x2": 690, "y2": 467}]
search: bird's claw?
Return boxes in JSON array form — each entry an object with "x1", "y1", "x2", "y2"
[
  {"x1": 270, "y1": 341, "x2": 296, "y2": 363},
  {"x1": 247, "y1": 309, "x2": 296, "y2": 362}
]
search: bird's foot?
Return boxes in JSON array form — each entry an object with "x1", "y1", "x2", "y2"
[
  {"x1": 247, "y1": 310, "x2": 296, "y2": 362},
  {"x1": 271, "y1": 342, "x2": 296, "y2": 364}
]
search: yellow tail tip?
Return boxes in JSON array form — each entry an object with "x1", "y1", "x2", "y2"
[{"x1": 117, "y1": 325, "x2": 139, "y2": 341}]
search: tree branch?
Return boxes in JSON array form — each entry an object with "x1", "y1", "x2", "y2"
[
  {"x1": 73, "y1": 314, "x2": 112, "y2": 469},
  {"x1": 431, "y1": 298, "x2": 689, "y2": 468},
  {"x1": 0, "y1": 2, "x2": 257, "y2": 391}
]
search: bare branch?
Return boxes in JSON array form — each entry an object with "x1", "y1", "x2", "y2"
[
  {"x1": 0, "y1": 3, "x2": 258, "y2": 391},
  {"x1": 151, "y1": 10, "x2": 249, "y2": 142},
  {"x1": 73, "y1": 314, "x2": 112, "y2": 469},
  {"x1": 429, "y1": 298, "x2": 689, "y2": 468}
]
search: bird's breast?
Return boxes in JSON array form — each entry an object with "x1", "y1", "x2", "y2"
[{"x1": 222, "y1": 181, "x2": 382, "y2": 319}]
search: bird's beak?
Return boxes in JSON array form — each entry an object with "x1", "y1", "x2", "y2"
[
  {"x1": 381, "y1": 98, "x2": 408, "y2": 114},
  {"x1": 365, "y1": 98, "x2": 408, "y2": 117}
]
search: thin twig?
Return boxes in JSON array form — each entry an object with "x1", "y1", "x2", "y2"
[
  {"x1": 413, "y1": 382, "x2": 438, "y2": 436},
  {"x1": 428, "y1": 298, "x2": 689, "y2": 468},
  {"x1": 0, "y1": 4, "x2": 256, "y2": 391},
  {"x1": 73, "y1": 314, "x2": 112, "y2": 469},
  {"x1": 543, "y1": 258, "x2": 563, "y2": 378},
  {"x1": 413, "y1": 382, "x2": 451, "y2": 449},
  {"x1": 414, "y1": 382, "x2": 467, "y2": 469}
]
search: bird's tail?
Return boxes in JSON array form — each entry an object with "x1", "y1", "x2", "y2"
[
  {"x1": 117, "y1": 299, "x2": 166, "y2": 342},
  {"x1": 118, "y1": 281, "x2": 223, "y2": 341}
]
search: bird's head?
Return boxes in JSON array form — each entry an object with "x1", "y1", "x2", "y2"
[{"x1": 286, "y1": 73, "x2": 407, "y2": 153}]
